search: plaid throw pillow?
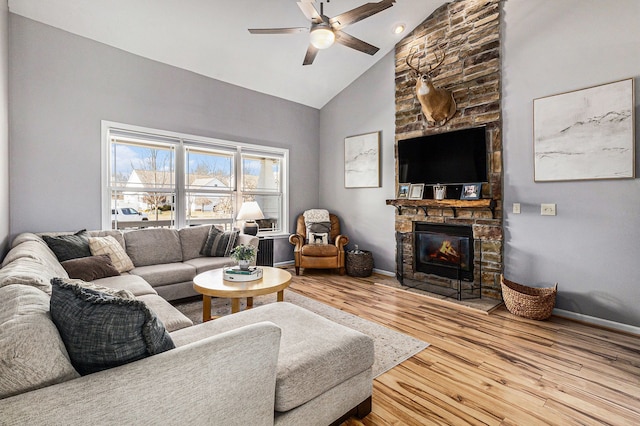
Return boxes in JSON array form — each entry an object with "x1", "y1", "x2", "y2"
[
  {"x1": 200, "y1": 227, "x2": 239, "y2": 257},
  {"x1": 50, "y1": 278, "x2": 174, "y2": 375}
]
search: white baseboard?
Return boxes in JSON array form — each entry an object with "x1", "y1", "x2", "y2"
[
  {"x1": 553, "y1": 308, "x2": 640, "y2": 336},
  {"x1": 274, "y1": 260, "x2": 294, "y2": 267}
]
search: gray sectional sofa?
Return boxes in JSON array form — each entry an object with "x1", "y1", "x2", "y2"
[{"x1": 0, "y1": 226, "x2": 374, "y2": 425}]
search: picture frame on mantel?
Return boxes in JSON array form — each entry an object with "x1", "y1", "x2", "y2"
[
  {"x1": 397, "y1": 183, "x2": 410, "y2": 198},
  {"x1": 408, "y1": 183, "x2": 424, "y2": 200},
  {"x1": 533, "y1": 78, "x2": 635, "y2": 182},
  {"x1": 344, "y1": 131, "x2": 381, "y2": 188}
]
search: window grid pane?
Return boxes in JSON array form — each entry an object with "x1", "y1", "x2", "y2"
[{"x1": 241, "y1": 155, "x2": 281, "y2": 193}]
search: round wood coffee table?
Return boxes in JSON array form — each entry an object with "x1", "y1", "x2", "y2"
[{"x1": 193, "y1": 266, "x2": 292, "y2": 322}]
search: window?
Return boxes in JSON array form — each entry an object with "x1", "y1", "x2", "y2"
[{"x1": 102, "y1": 122, "x2": 288, "y2": 235}]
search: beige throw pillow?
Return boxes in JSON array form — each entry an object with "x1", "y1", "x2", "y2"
[{"x1": 89, "y1": 236, "x2": 134, "y2": 273}]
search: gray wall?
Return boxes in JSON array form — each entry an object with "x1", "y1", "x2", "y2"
[
  {"x1": 502, "y1": 0, "x2": 640, "y2": 326},
  {"x1": 9, "y1": 15, "x2": 320, "y2": 263},
  {"x1": 0, "y1": 1, "x2": 8, "y2": 257},
  {"x1": 319, "y1": 51, "x2": 396, "y2": 273}
]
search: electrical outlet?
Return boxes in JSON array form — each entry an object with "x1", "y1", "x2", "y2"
[
  {"x1": 512, "y1": 203, "x2": 521, "y2": 214},
  {"x1": 541, "y1": 203, "x2": 556, "y2": 216}
]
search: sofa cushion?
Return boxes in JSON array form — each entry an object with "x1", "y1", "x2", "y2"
[
  {"x1": 0, "y1": 284, "x2": 80, "y2": 399},
  {"x1": 88, "y1": 236, "x2": 134, "y2": 273},
  {"x1": 135, "y1": 294, "x2": 193, "y2": 332},
  {"x1": 61, "y1": 255, "x2": 121, "y2": 282},
  {"x1": 50, "y1": 278, "x2": 175, "y2": 375},
  {"x1": 178, "y1": 225, "x2": 211, "y2": 261},
  {"x1": 92, "y1": 274, "x2": 158, "y2": 297},
  {"x1": 184, "y1": 256, "x2": 234, "y2": 274},
  {"x1": 42, "y1": 230, "x2": 92, "y2": 262},
  {"x1": 0, "y1": 256, "x2": 68, "y2": 295},
  {"x1": 1, "y1": 239, "x2": 69, "y2": 279},
  {"x1": 200, "y1": 227, "x2": 239, "y2": 257},
  {"x1": 124, "y1": 229, "x2": 183, "y2": 267},
  {"x1": 169, "y1": 302, "x2": 374, "y2": 412},
  {"x1": 129, "y1": 263, "x2": 196, "y2": 287}
]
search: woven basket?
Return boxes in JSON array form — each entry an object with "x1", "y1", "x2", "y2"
[
  {"x1": 500, "y1": 275, "x2": 557, "y2": 320},
  {"x1": 346, "y1": 250, "x2": 374, "y2": 277}
]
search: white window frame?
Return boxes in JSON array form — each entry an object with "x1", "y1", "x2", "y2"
[{"x1": 101, "y1": 120, "x2": 289, "y2": 236}]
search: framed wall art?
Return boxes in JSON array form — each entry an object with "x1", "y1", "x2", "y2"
[
  {"x1": 397, "y1": 183, "x2": 410, "y2": 198},
  {"x1": 533, "y1": 78, "x2": 635, "y2": 182},
  {"x1": 408, "y1": 183, "x2": 424, "y2": 200},
  {"x1": 344, "y1": 131, "x2": 380, "y2": 188}
]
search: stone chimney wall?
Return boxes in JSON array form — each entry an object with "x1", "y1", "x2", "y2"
[{"x1": 393, "y1": 0, "x2": 503, "y2": 298}]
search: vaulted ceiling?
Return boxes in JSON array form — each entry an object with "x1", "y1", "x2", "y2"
[{"x1": 8, "y1": 0, "x2": 442, "y2": 108}]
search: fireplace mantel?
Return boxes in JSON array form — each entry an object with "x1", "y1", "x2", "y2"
[{"x1": 386, "y1": 199, "x2": 496, "y2": 218}]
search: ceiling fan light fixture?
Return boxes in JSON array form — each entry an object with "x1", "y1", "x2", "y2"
[{"x1": 310, "y1": 25, "x2": 335, "y2": 49}]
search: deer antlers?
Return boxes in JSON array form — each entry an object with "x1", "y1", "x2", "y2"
[{"x1": 405, "y1": 39, "x2": 448, "y2": 78}]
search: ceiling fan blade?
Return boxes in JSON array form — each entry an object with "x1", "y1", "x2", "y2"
[
  {"x1": 334, "y1": 31, "x2": 379, "y2": 55},
  {"x1": 248, "y1": 27, "x2": 308, "y2": 35},
  {"x1": 330, "y1": 0, "x2": 395, "y2": 30},
  {"x1": 303, "y1": 44, "x2": 319, "y2": 66},
  {"x1": 297, "y1": 1, "x2": 322, "y2": 23}
]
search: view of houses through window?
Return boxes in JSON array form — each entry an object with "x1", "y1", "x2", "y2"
[{"x1": 103, "y1": 122, "x2": 288, "y2": 234}]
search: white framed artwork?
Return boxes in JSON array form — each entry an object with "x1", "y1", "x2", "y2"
[
  {"x1": 344, "y1": 131, "x2": 381, "y2": 188},
  {"x1": 533, "y1": 78, "x2": 635, "y2": 182}
]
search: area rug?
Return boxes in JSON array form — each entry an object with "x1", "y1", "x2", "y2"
[{"x1": 172, "y1": 292, "x2": 429, "y2": 378}]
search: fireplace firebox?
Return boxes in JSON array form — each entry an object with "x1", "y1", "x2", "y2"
[{"x1": 413, "y1": 223, "x2": 474, "y2": 282}]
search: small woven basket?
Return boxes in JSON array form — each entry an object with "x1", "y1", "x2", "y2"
[
  {"x1": 346, "y1": 250, "x2": 374, "y2": 277},
  {"x1": 500, "y1": 275, "x2": 557, "y2": 320}
]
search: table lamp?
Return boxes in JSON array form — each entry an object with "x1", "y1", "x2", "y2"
[{"x1": 236, "y1": 201, "x2": 264, "y2": 236}]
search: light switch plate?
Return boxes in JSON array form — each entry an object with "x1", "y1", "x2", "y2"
[{"x1": 513, "y1": 203, "x2": 521, "y2": 214}]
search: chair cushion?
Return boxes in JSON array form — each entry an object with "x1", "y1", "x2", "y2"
[
  {"x1": 50, "y1": 278, "x2": 175, "y2": 376},
  {"x1": 306, "y1": 222, "x2": 332, "y2": 244},
  {"x1": 42, "y1": 230, "x2": 91, "y2": 262},
  {"x1": 89, "y1": 236, "x2": 135, "y2": 273},
  {"x1": 300, "y1": 244, "x2": 338, "y2": 257},
  {"x1": 0, "y1": 284, "x2": 80, "y2": 399},
  {"x1": 61, "y1": 255, "x2": 121, "y2": 282}
]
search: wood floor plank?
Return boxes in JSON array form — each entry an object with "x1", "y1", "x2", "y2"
[{"x1": 282, "y1": 268, "x2": 640, "y2": 425}]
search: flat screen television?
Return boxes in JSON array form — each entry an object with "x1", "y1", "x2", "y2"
[{"x1": 398, "y1": 126, "x2": 488, "y2": 186}]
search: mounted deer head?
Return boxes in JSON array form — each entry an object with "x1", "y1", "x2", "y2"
[{"x1": 406, "y1": 40, "x2": 456, "y2": 127}]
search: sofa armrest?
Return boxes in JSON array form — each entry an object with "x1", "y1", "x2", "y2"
[
  {"x1": 335, "y1": 234, "x2": 349, "y2": 250},
  {"x1": 237, "y1": 233, "x2": 259, "y2": 250},
  {"x1": 288, "y1": 234, "x2": 304, "y2": 251},
  {"x1": 0, "y1": 322, "x2": 281, "y2": 426}
]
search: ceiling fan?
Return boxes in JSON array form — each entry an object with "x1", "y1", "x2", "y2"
[{"x1": 248, "y1": 0, "x2": 396, "y2": 65}]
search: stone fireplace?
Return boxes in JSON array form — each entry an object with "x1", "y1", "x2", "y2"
[{"x1": 391, "y1": 0, "x2": 503, "y2": 299}]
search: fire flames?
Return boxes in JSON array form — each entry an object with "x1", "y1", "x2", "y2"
[{"x1": 429, "y1": 240, "x2": 461, "y2": 264}]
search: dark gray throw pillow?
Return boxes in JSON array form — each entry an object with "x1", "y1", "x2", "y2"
[
  {"x1": 61, "y1": 255, "x2": 120, "y2": 282},
  {"x1": 43, "y1": 230, "x2": 92, "y2": 262},
  {"x1": 50, "y1": 278, "x2": 175, "y2": 376},
  {"x1": 306, "y1": 222, "x2": 332, "y2": 244},
  {"x1": 200, "y1": 227, "x2": 239, "y2": 257}
]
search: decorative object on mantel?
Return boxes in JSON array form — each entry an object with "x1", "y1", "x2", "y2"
[
  {"x1": 407, "y1": 183, "x2": 424, "y2": 200},
  {"x1": 345, "y1": 131, "x2": 381, "y2": 188},
  {"x1": 433, "y1": 184, "x2": 446, "y2": 200},
  {"x1": 534, "y1": 78, "x2": 635, "y2": 182},
  {"x1": 460, "y1": 183, "x2": 481, "y2": 200},
  {"x1": 386, "y1": 198, "x2": 496, "y2": 218},
  {"x1": 405, "y1": 38, "x2": 457, "y2": 127},
  {"x1": 397, "y1": 183, "x2": 410, "y2": 198},
  {"x1": 500, "y1": 275, "x2": 557, "y2": 321}
]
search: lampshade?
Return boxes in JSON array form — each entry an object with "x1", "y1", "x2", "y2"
[
  {"x1": 309, "y1": 25, "x2": 335, "y2": 50},
  {"x1": 236, "y1": 201, "x2": 265, "y2": 221}
]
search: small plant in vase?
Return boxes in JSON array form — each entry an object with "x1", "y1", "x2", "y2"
[{"x1": 230, "y1": 244, "x2": 257, "y2": 270}]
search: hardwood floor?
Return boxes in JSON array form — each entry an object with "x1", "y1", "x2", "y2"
[{"x1": 284, "y1": 268, "x2": 640, "y2": 425}]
